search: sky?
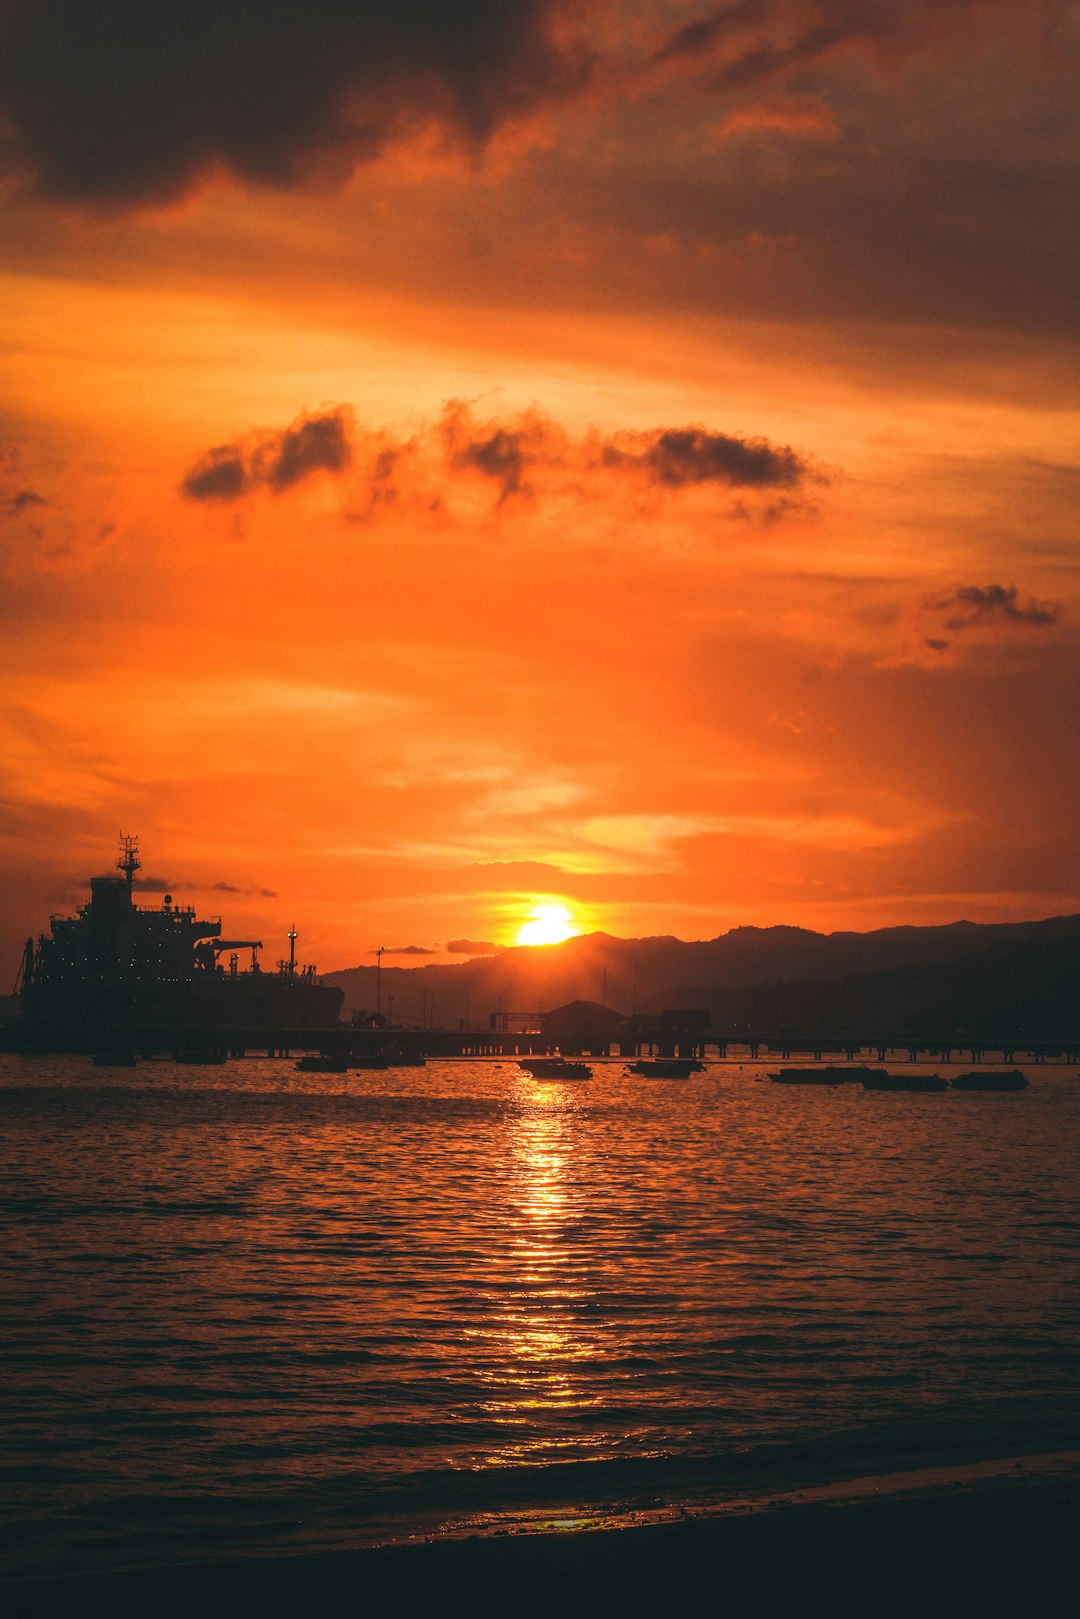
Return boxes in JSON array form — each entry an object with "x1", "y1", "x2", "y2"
[{"x1": 2, "y1": 0, "x2": 1079, "y2": 974}]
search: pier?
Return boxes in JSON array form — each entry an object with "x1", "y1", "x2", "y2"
[{"x1": 20, "y1": 1027, "x2": 1072, "y2": 1064}]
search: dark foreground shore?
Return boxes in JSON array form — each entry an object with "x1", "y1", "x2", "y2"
[{"x1": 7, "y1": 1470, "x2": 1079, "y2": 1617}]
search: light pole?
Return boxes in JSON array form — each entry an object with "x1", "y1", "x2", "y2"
[{"x1": 376, "y1": 946, "x2": 384, "y2": 1018}]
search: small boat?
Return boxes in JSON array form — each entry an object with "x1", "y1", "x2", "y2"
[
  {"x1": 949, "y1": 1069, "x2": 1028, "y2": 1091},
  {"x1": 295, "y1": 1054, "x2": 350, "y2": 1073},
  {"x1": 518, "y1": 1056, "x2": 592, "y2": 1081},
  {"x1": 769, "y1": 1066, "x2": 876, "y2": 1085},
  {"x1": 347, "y1": 1055, "x2": 390, "y2": 1070},
  {"x1": 626, "y1": 1058, "x2": 703, "y2": 1078},
  {"x1": 861, "y1": 1072, "x2": 948, "y2": 1092}
]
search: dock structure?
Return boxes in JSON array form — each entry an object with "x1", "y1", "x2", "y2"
[
  {"x1": 7, "y1": 1020, "x2": 1079, "y2": 1064},
  {"x1": 484, "y1": 1001, "x2": 711, "y2": 1059}
]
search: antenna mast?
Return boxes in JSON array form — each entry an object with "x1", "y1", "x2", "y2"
[{"x1": 118, "y1": 833, "x2": 140, "y2": 902}]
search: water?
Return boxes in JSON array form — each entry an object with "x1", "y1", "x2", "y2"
[{"x1": 2, "y1": 1054, "x2": 1079, "y2": 1579}]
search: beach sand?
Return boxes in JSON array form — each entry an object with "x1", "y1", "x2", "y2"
[{"x1": 7, "y1": 1461, "x2": 1078, "y2": 1617}]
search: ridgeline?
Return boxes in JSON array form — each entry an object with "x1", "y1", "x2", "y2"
[{"x1": 325, "y1": 915, "x2": 1080, "y2": 1042}]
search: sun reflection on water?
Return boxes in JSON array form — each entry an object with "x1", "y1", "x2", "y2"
[{"x1": 476, "y1": 1083, "x2": 605, "y2": 1464}]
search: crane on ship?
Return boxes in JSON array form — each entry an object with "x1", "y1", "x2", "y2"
[{"x1": 193, "y1": 938, "x2": 264, "y2": 972}]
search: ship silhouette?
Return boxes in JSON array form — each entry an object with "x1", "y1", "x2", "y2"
[{"x1": 9, "y1": 836, "x2": 342, "y2": 1053}]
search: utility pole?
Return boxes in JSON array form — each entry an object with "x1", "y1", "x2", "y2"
[{"x1": 376, "y1": 946, "x2": 384, "y2": 1018}]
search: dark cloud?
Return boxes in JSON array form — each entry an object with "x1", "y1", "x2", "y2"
[
  {"x1": 370, "y1": 943, "x2": 437, "y2": 955},
  {"x1": 10, "y1": 490, "x2": 47, "y2": 513},
  {"x1": 212, "y1": 881, "x2": 278, "y2": 897},
  {"x1": 181, "y1": 449, "x2": 248, "y2": 503},
  {"x1": 452, "y1": 427, "x2": 530, "y2": 503},
  {"x1": 930, "y1": 584, "x2": 1062, "y2": 632},
  {"x1": 440, "y1": 401, "x2": 561, "y2": 504},
  {"x1": 614, "y1": 427, "x2": 811, "y2": 490},
  {"x1": 132, "y1": 875, "x2": 174, "y2": 892},
  {"x1": 185, "y1": 397, "x2": 822, "y2": 520},
  {"x1": 438, "y1": 400, "x2": 816, "y2": 505},
  {"x1": 0, "y1": 1, "x2": 592, "y2": 206},
  {"x1": 182, "y1": 408, "x2": 351, "y2": 503},
  {"x1": 260, "y1": 411, "x2": 351, "y2": 491},
  {"x1": 446, "y1": 938, "x2": 502, "y2": 955}
]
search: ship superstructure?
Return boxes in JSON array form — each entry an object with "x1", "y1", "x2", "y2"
[{"x1": 13, "y1": 836, "x2": 342, "y2": 1048}]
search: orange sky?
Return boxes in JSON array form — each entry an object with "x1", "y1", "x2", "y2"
[{"x1": 2, "y1": 0, "x2": 1079, "y2": 973}]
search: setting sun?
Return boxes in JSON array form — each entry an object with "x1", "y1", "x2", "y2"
[{"x1": 515, "y1": 904, "x2": 579, "y2": 948}]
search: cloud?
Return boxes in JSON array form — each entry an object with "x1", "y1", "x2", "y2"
[
  {"x1": 441, "y1": 401, "x2": 564, "y2": 504},
  {"x1": 181, "y1": 407, "x2": 352, "y2": 502},
  {"x1": 451, "y1": 426, "x2": 530, "y2": 503},
  {"x1": 181, "y1": 450, "x2": 248, "y2": 503},
  {"x1": 202, "y1": 397, "x2": 822, "y2": 524},
  {"x1": 649, "y1": 0, "x2": 1009, "y2": 84},
  {"x1": 604, "y1": 426, "x2": 812, "y2": 490},
  {"x1": 10, "y1": 490, "x2": 47, "y2": 514},
  {"x1": 212, "y1": 881, "x2": 278, "y2": 897},
  {"x1": 370, "y1": 943, "x2": 437, "y2": 956},
  {"x1": 0, "y1": 1, "x2": 593, "y2": 206},
  {"x1": 929, "y1": 584, "x2": 1062, "y2": 634},
  {"x1": 885, "y1": 581, "x2": 1065, "y2": 666},
  {"x1": 720, "y1": 92, "x2": 839, "y2": 140},
  {"x1": 132, "y1": 875, "x2": 174, "y2": 892},
  {"x1": 263, "y1": 412, "x2": 352, "y2": 491},
  {"x1": 445, "y1": 938, "x2": 503, "y2": 955}
]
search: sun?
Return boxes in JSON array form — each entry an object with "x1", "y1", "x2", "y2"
[{"x1": 515, "y1": 903, "x2": 579, "y2": 948}]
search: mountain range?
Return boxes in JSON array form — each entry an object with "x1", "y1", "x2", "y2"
[{"x1": 324, "y1": 915, "x2": 1080, "y2": 1039}]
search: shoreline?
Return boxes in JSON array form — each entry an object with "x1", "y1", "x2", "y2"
[{"x1": 8, "y1": 1457, "x2": 1080, "y2": 1614}]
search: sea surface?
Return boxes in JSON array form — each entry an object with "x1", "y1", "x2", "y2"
[{"x1": 2, "y1": 1053, "x2": 1079, "y2": 1580}]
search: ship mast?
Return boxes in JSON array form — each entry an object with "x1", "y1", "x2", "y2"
[{"x1": 118, "y1": 834, "x2": 140, "y2": 903}]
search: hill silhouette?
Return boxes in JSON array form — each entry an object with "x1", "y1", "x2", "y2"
[{"x1": 325, "y1": 915, "x2": 1080, "y2": 1038}]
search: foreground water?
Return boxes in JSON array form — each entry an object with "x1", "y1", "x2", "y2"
[{"x1": 2, "y1": 1054, "x2": 1079, "y2": 1579}]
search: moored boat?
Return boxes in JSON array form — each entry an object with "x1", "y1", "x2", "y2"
[
  {"x1": 518, "y1": 1056, "x2": 592, "y2": 1080},
  {"x1": 949, "y1": 1069, "x2": 1028, "y2": 1091},
  {"x1": 626, "y1": 1058, "x2": 703, "y2": 1078},
  {"x1": 861, "y1": 1072, "x2": 948, "y2": 1092},
  {"x1": 381, "y1": 1048, "x2": 425, "y2": 1067},
  {"x1": 770, "y1": 1066, "x2": 878, "y2": 1085}
]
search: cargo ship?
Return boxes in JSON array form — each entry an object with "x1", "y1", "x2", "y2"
[{"x1": 5, "y1": 836, "x2": 343, "y2": 1052}]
